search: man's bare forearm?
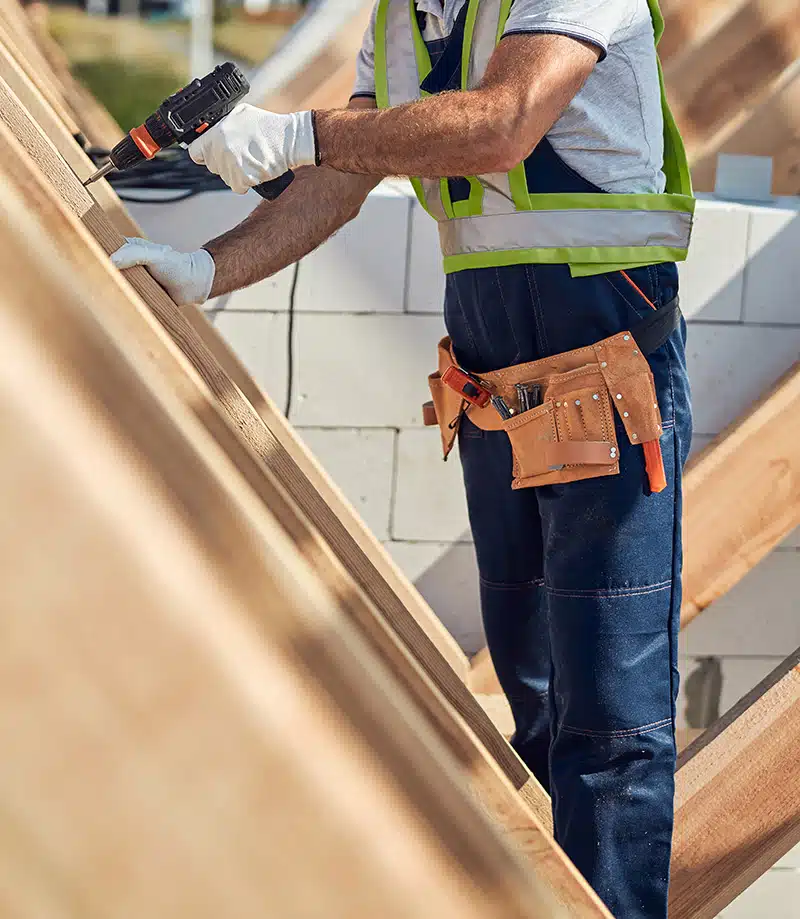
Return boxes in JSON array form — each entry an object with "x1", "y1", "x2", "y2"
[
  {"x1": 204, "y1": 165, "x2": 378, "y2": 297},
  {"x1": 316, "y1": 34, "x2": 599, "y2": 178}
]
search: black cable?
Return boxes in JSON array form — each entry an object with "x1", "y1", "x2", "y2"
[
  {"x1": 285, "y1": 260, "x2": 301, "y2": 420},
  {"x1": 115, "y1": 190, "x2": 198, "y2": 204},
  {"x1": 88, "y1": 146, "x2": 231, "y2": 202}
]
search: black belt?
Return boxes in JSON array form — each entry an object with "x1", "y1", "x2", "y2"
[{"x1": 632, "y1": 297, "x2": 682, "y2": 356}]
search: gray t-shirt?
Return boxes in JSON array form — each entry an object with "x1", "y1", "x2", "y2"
[{"x1": 352, "y1": 0, "x2": 667, "y2": 194}]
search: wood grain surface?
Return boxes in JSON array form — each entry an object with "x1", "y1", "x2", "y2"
[{"x1": 0, "y1": 69, "x2": 620, "y2": 918}]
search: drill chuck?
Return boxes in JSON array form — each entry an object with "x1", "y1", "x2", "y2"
[{"x1": 83, "y1": 62, "x2": 294, "y2": 200}]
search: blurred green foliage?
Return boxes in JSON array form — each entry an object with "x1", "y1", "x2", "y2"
[
  {"x1": 49, "y1": 4, "x2": 293, "y2": 129},
  {"x1": 71, "y1": 58, "x2": 185, "y2": 132}
]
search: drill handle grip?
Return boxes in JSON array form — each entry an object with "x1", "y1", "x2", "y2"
[{"x1": 253, "y1": 170, "x2": 295, "y2": 201}]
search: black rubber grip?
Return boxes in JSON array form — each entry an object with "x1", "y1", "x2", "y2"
[{"x1": 253, "y1": 170, "x2": 295, "y2": 200}]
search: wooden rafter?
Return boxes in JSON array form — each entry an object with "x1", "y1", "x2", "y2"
[
  {"x1": 0, "y1": 153, "x2": 567, "y2": 919},
  {"x1": 256, "y1": 3, "x2": 370, "y2": 112},
  {"x1": 659, "y1": 0, "x2": 747, "y2": 63},
  {"x1": 0, "y1": 46, "x2": 470, "y2": 686},
  {"x1": 0, "y1": 61, "x2": 621, "y2": 917},
  {"x1": 670, "y1": 649, "x2": 800, "y2": 918},
  {"x1": 665, "y1": 0, "x2": 800, "y2": 155},
  {"x1": 690, "y1": 57, "x2": 800, "y2": 195},
  {"x1": 682, "y1": 362, "x2": 800, "y2": 625}
]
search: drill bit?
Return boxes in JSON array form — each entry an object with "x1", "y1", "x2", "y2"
[{"x1": 83, "y1": 160, "x2": 117, "y2": 187}]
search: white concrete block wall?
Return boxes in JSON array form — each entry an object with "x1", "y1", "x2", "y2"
[{"x1": 129, "y1": 185, "x2": 800, "y2": 916}]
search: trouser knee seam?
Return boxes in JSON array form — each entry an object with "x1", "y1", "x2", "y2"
[
  {"x1": 545, "y1": 580, "x2": 671, "y2": 598},
  {"x1": 559, "y1": 717, "x2": 672, "y2": 739},
  {"x1": 480, "y1": 576, "x2": 544, "y2": 590}
]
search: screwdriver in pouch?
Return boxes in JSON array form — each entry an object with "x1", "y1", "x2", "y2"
[{"x1": 83, "y1": 62, "x2": 295, "y2": 201}]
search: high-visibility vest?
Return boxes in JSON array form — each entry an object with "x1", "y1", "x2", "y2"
[{"x1": 373, "y1": 0, "x2": 695, "y2": 277}]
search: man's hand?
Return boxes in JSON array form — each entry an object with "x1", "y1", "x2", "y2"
[
  {"x1": 111, "y1": 238, "x2": 216, "y2": 306},
  {"x1": 188, "y1": 103, "x2": 318, "y2": 195}
]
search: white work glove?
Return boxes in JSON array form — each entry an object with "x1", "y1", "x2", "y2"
[
  {"x1": 111, "y1": 238, "x2": 216, "y2": 306},
  {"x1": 188, "y1": 103, "x2": 318, "y2": 195}
]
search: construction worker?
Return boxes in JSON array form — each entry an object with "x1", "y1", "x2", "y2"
[{"x1": 113, "y1": 1, "x2": 694, "y2": 915}]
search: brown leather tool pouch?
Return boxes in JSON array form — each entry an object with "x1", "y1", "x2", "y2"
[
  {"x1": 501, "y1": 368, "x2": 620, "y2": 489},
  {"x1": 423, "y1": 298, "x2": 681, "y2": 492}
]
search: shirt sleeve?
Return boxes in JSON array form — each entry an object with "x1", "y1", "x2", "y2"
[
  {"x1": 351, "y1": 2, "x2": 378, "y2": 99},
  {"x1": 502, "y1": 0, "x2": 638, "y2": 60}
]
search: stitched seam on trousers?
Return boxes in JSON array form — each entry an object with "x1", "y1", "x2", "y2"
[
  {"x1": 604, "y1": 273, "x2": 642, "y2": 317},
  {"x1": 560, "y1": 717, "x2": 672, "y2": 739},
  {"x1": 524, "y1": 265, "x2": 550, "y2": 354},
  {"x1": 452, "y1": 279, "x2": 478, "y2": 357},
  {"x1": 545, "y1": 581, "x2": 672, "y2": 598},
  {"x1": 494, "y1": 268, "x2": 522, "y2": 365},
  {"x1": 480, "y1": 576, "x2": 544, "y2": 590}
]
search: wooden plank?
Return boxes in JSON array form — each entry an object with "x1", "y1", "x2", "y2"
[
  {"x1": 0, "y1": 37, "x2": 136, "y2": 236},
  {"x1": 670, "y1": 649, "x2": 800, "y2": 918},
  {"x1": 0, "y1": 0, "x2": 78, "y2": 136},
  {"x1": 682, "y1": 362, "x2": 800, "y2": 625},
  {"x1": 0, "y1": 85, "x2": 619, "y2": 917},
  {"x1": 257, "y1": 3, "x2": 370, "y2": 112},
  {"x1": 690, "y1": 56, "x2": 800, "y2": 195},
  {"x1": 23, "y1": 0, "x2": 123, "y2": 148},
  {"x1": 660, "y1": 0, "x2": 748, "y2": 63},
  {"x1": 0, "y1": 171, "x2": 564, "y2": 919},
  {"x1": 0, "y1": 42, "x2": 470, "y2": 690},
  {"x1": 665, "y1": 0, "x2": 800, "y2": 153}
]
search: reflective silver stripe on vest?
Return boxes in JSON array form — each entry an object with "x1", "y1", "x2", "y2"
[{"x1": 438, "y1": 209, "x2": 693, "y2": 256}]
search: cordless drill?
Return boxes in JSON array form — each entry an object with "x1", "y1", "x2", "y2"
[{"x1": 82, "y1": 62, "x2": 294, "y2": 201}]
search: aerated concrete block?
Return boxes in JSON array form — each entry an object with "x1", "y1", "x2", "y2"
[
  {"x1": 677, "y1": 656, "x2": 786, "y2": 731},
  {"x1": 407, "y1": 201, "x2": 446, "y2": 314},
  {"x1": 290, "y1": 313, "x2": 446, "y2": 427},
  {"x1": 743, "y1": 204, "x2": 800, "y2": 325},
  {"x1": 295, "y1": 428, "x2": 395, "y2": 540},
  {"x1": 681, "y1": 552, "x2": 800, "y2": 657},
  {"x1": 384, "y1": 540, "x2": 483, "y2": 653},
  {"x1": 678, "y1": 200, "x2": 749, "y2": 321},
  {"x1": 722, "y1": 869, "x2": 800, "y2": 919},
  {"x1": 684, "y1": 323, "x2": 800, "y2": 434},
  {"x1": 127, "y1": 188, "x2": 259, "y2": 252},
  {"x1": 392, "y1": 429, "x2": 471, "y2": 542},
  {"x1": 294, "y1": 191, "x2": 411, "y2": 314},
  {"x1": 211, "y1": 311, "x2": 289, "y2": 409}
]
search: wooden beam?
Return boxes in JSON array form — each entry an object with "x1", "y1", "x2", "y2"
[
  {"x1": 660, "y1": 0, "x2": 748, "y2": 63},
  {"x1": 670, "y1": 649, "x2": 800, "y2": 918},
  {"x1": 0, "y1": 0, "x2": 78, "y2": 136},
  {"x1": 0, "y1": 42, "x2": 470, "y2": 689},
  {"x1": 0, "y1": 37, "x2": 136, "y2": 236},
  {"x1": 665, "y1": 0, "x2": 800, "y2": 153},
  {"x1": 0, "y1": 170, "x2": 564, "y2": 919},
  {"x1": 682, "y1": 362, "x2": 800, "y2": 625},
  {"x1": 23, "y1": 0, "x2": 123, "y2": 148},
  {"x1": 257, "y1": 3, "x2": 370, "y2": 112},
  {"x1": 0, "y1": 81, "x2": 619, "y2": 917},
  {"x1": 690, "y1": 57, "x2": 800, "y2": 195}
]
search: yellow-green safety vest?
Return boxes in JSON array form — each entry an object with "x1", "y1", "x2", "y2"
[{"x1": 373, "y1": 0, "x2": 695, "y2": 277}]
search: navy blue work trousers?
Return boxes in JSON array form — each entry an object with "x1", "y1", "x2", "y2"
[{"x1": 445, "y1": 261, "x2": 692, "y2": 919}]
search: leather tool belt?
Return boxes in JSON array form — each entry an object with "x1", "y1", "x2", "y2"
[{"x1": 423, "y1": 298, "x2": 682, "y2": 493}]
